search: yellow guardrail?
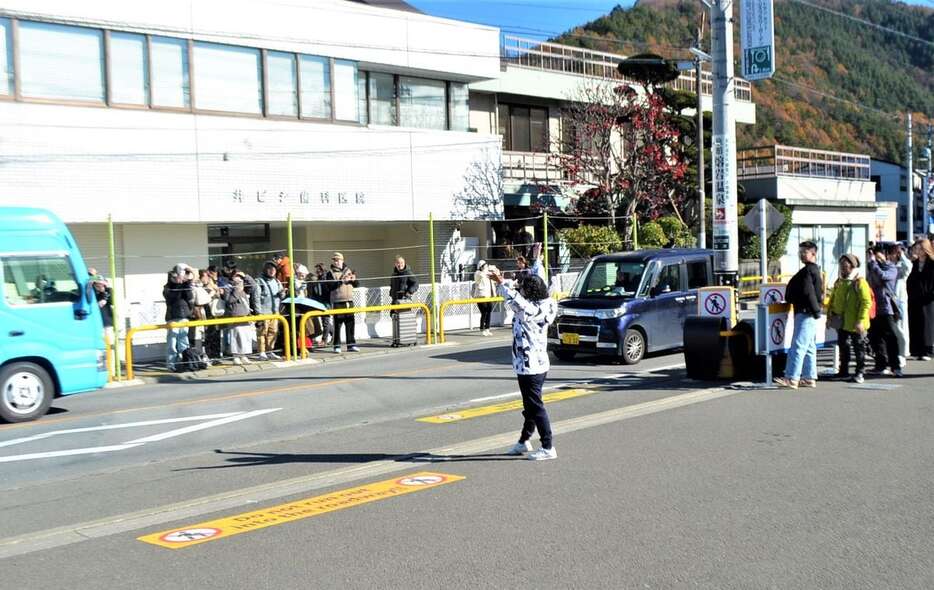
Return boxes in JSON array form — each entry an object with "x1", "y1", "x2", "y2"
[
  {"x1": 124, "y1": 314, "x2": 291, "y2": 381},
  {"x1": 438, "y1": 296, "x2": 504, "y2": 343},
  {"x1": 298, "y1": 303, "x2": 433, "y2": 358}
]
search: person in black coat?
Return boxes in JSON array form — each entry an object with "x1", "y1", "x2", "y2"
[
  {"x1": 907, "y1": 239, "x2": 934, "y2": 360},
  {"x1": 390, "y1": 256, "x2": 419, "y2": 305},
  {"x1": 775, "y1": 241, "x2": 824, "y2": 389},
  {"x1": 163, "y1": 264, "x2": 194, "y2": 371}
]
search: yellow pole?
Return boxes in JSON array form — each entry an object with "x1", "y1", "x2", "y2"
[
  {"x1": 287, "y1": 213, "x2": 296, "y2": 360},
  {"x1": 543, "y1": 210, "x2": 550, "y2": 282},
  {"x1": 429, "y1": 213, "x2": 438, "y2": 339},
  {"x1": 108, "y1": 214, "x2": 122, "y2": 380}
]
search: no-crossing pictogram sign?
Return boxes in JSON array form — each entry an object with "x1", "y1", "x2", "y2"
[
  {"x1": 764, "y1": 288, "x2": 783, "y2": 304},
  {"x1": 397, "y1": 475, "x2": 447, "y2": 486},
  {"x1": 770, "y1": 318, "x2": 785, "y2": 345},
  {"x1": 704, "y1": 293, "x2": 727, "y2": 315},
  {"x1": 159, "y1": 528, "x2": 222, "y2": 544}
]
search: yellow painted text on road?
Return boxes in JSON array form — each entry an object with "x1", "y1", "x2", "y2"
[
  {"x1": 138, "y1": 471, "x2": 464, "y2": 549},
  {"x1": 417, "y1": 388, "x2": 596, "y2": 424}
]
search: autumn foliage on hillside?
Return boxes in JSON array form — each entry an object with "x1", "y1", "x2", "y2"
[{"x1": 554, "y1": 0, "x2": 934, "y2": 162}]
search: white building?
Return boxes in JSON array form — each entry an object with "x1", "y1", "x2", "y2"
[
  {"x1": 467, "y1": 35, "x2": 757, "y2": 268},
  {"x1": 737, "y1": 145, "x2": 897, "y2": 283},
  {"x1": 0, "y1": 0, "x2": 505, "y2": 353},
  {"x1": 870, "y1": 159, "x2": 930, "y2": 240}
]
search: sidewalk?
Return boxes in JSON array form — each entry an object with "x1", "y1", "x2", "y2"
[{"x1": 127, "y1": 328, "x2": 510, "y2": 383}]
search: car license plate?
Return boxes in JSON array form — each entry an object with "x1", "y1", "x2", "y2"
[{"x1": 560, "y1": 333, "x2": 580, "y2": 345}]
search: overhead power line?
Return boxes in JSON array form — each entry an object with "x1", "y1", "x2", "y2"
[{"x1": 787, "y1": 0, "x2": 934, "y2": 48}]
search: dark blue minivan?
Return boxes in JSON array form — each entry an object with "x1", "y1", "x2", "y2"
[{"x1": 548, "y1": 249, "x2": 715, "y2": 364}]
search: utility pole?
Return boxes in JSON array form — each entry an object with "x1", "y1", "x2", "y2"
[
  {"x1": 695, "y1": 25, "x2": 707, "y2": 250},
  {"x1": 924, "y1": 124, "x2": 932, "y2": 238},
  {"x1": 907, "y1": 113, "x2": 914, "y2": 242},
  {"x1": 708, "y1": 0, "x2": 739, "y2": 285}
]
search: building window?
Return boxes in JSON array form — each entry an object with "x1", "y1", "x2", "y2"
[
  {"x1": 333, "y1": 59, "x2": 358, "y2": 122},
  {"x1": 368, "y1": 72, "x2": 396, "y2": 126},
  {"x1": 193, "y1": 42, "x2": 262, "y2": 114},
  {"x1": 450, "y1": 82, "x2": 469, "y2": 131},
  {"x1": 150, "y1": 36, "x2": 190, "y2": 108},
  {"x1": 357, "y1": 70, "x2": 369, "y2": 124},
  {"x1": 2, "y1": 255, "x2": 80, "y2": 306},
  {"x1": 500, "y1": 104, "x2": 549, "y2": 152},
  {"x1": 0, "y1": 18, "x2": 12, "y2": 95},
  {"x1": 108, "y1": 32, "x2": 149, "y2": 105},
  {"x1": 299, "y1": 54, "x2": 331, "y2": 119},
  {"x1": 870, "y1": 174, "x2": 881, "y2": 193},
  {"x1": 266, "y1": 51, "x2": 297, "y2": 117},
  {"x1": 399, "y1": 76, "x2": 446, "y2": 130},
  {"x1": 19, "y1": 21, "x2": 105, "y2": 102}
]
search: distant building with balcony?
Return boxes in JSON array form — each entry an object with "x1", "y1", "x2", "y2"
[
  {"x1": 737, "y1": 145, "x2": 897, "y2": 282},
  {"x1": 870, "y1": 159, "x2": 930, "y2": 240},
  {"x1": 467, "y1": 35, "x2": 757, "y2": 264}
]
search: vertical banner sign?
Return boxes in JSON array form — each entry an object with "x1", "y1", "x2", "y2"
[
  {"x1": 712, "y1": 134, "x2": 738, "y2": 271},
  {"x1": 741, "y1": 0, "x2": 776, "y2": 81}
]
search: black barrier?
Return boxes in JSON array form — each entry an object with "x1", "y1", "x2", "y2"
[{"x1": 683, "y1": 316, "x2": 727, "y2": 380}]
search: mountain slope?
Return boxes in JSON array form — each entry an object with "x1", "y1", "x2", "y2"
[{"x1": 555, "y1": 0, "x2": 934, "y2": 162}]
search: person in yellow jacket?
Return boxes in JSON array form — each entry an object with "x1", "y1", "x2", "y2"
[{"x1": 828, "y1": 253, "x2": 872, "y2": 383}]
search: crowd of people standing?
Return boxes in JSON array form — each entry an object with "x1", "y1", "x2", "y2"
[{"x1": 776, "y1": 237, "x2": 934, "y2": 389}]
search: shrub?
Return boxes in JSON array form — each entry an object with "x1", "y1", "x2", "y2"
[
  {"x1": 640, "y1": 221, "x2": 667, "y2": 248},
  {"x1": 559, "y1": 225, "x2": 624, "y2": 258}
]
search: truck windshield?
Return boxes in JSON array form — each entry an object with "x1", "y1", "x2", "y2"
[{"x1": 571, "y1": 260, "x2": 648, "y2": 299}]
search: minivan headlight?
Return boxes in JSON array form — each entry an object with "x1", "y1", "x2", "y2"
[{"x1": 594, "y1": 308, "x2": 626, "y2": 320}]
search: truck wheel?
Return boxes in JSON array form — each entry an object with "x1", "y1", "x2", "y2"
[
  {"x1": 554, "y1": 349, "x2": 576, "y2": 361},
  {"x1": 621, "y1": 329, "x2": 645, "y2": 365},
  {"x1": 0, "y1": 362, "x2": 54, "y2": 423}
]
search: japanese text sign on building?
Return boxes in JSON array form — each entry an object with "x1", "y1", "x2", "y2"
[{"x1": 741, "y1": 0, "x2": 776, "y2": 80}]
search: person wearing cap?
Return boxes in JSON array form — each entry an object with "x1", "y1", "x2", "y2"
[
  {"x1": 163, "y1": 264, "x2": 194, "y2": 371},
  {"x1": 254, "y1": 261, "x2": 284, "y2": 360},
  {"x1": 293, "y1": 263, "x2": 309, "y2": 298},
  {"x1": 775, "y1": 241, "x2": 824, "y2": 389},
  {"x1": 91, "y1": 274, "x2": 114, "y2": 346},
  {"x1": 472, "y1": 260, "x2": 497, "y2": 336},
  {"x1": 325, "y1": 252, "x2": 359, "y2": 353},
  {"x1": 828, "y1": 254, "x2": 872, "y2": 383}
]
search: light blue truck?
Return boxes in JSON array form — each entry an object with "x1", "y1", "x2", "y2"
[{"x1": 0, "y1": 207, "x2": 108, "y2": 422}]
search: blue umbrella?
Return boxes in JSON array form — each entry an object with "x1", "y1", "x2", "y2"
[{"x1": 280, "y1": 297, "x2": 328, "y2": 312}]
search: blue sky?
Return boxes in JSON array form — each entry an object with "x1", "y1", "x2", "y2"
[
  {"x1": 407, "y1": 0, "x2": 933, "y2": 40},
  {"x1": 406, "y1": 1, "x2": 629, "y2": 39}
]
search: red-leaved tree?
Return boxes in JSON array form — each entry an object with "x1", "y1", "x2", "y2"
[{"x1": 556, "y1": 80, "x2": 690, "y2": 247}]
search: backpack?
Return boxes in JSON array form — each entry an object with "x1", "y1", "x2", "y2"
[
  {"x1": 179, "y1": 348, "x2": 209, "y2": 372},
  {"x1": 852, "y1": 278, "x2": 876, "y2": 320}
]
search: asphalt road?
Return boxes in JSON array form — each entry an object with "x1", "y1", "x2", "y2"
[{"x1": 2, "y1": 332, "x2": 933, "y2": 589}]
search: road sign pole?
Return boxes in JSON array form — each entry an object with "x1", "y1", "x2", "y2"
[
  {"x1": 907, "y1": 113, "x2": 914, "y2": 243},
  {"x1": 709, "y1": 0, "x2": 739, "y2": 285},
  {"x1": 695, "y1": 25, "x2": 706, "y2": 250}
]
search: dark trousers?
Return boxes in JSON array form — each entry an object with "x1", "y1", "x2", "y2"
[
  {"x1": 517, "y1": 372, "x2": 552, "y2": 449},
  {"x1": 869, "y1": 314, "x2": 900, "y2": 371},
  {"x1": 477, "y1": 302, "x2": 493, "y2": 330},
  {"x1": 837, "y1": 329, "x2": 866, "y2": 376},
  {"x1": 332, "y1": 302, "x2": 355, "y2": 346}
]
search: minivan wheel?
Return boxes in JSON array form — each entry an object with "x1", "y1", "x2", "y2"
[
  {"x1": 0, "y1": 362, "x2": 53, "y2": 423},
  {"x1": 554, "y1": 349, "x2": 576, "y2": 361},
  {"x1": 621, "y1": 329, "x2": 645, "y2": 365}
]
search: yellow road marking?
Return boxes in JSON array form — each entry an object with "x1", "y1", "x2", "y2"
[
  {"x1": 138, "y1": 471, "x2": 464, "y2": 549},
  {"x1": 417, "y1": 388, "x2": 597, "y2": 423}
]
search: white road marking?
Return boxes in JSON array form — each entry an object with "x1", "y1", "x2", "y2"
[
  {"x1": 0, "y1": 409, "x2": 281, "y2": 463},
  {"x1": 466, "y1": 363, "x2": 686, "y2": 403},
  {"x1": 0, "y1": 412, "x2": 247, "y2": 449}
]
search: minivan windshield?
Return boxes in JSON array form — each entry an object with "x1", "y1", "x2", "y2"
[{"x1": 570, "y1": 260, "x2": 648, "y2": 299}]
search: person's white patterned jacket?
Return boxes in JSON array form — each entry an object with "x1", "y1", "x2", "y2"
[{"x1": 498, "y1": 282, "x2": 557, "y2": 375}]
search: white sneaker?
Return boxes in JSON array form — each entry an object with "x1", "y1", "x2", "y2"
[
  {"x1": 267, "y1": 352, "x2": 281, "y2": 360},
  {"x1": 505, "y1": 441, "x2": 532, "y2": 455},
  {"x1": 334, "y1": 347, "x2": 342, "y2": 354},
  {"x1": 483, "y1": 329, "x2": 492, "y2": 336},
  {"x1": 528, "y1": 447, "x2": 557, "y2": 461},
  {"x1": 348, "y1": 345, "x2": 360, "y2": 353},
  {"x1": 241, "y1": 357, "x2": 253, "y2": 364},
  {"x1": 232, "y1": 357, "x2": 243, "y2": 366},
  {"x1": 257, "y1": 352, "x2": 268, "y2": 360}
]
